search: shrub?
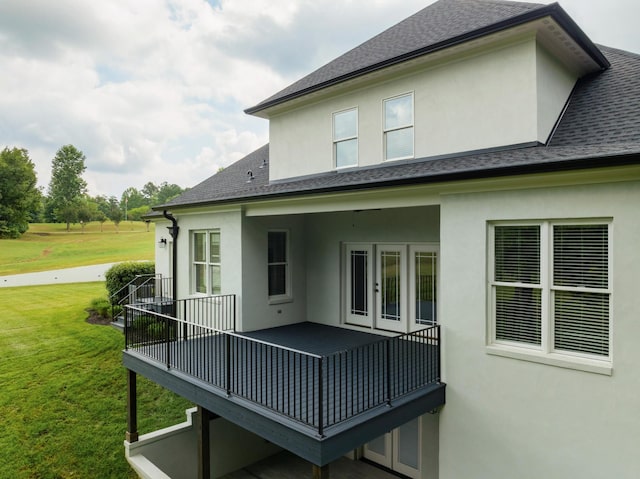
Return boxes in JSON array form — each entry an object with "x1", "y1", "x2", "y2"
[
  {"x1": 105, "y1": 261, "x2": 155, "y2": 304},
  {"x1": 89, "y1": 297, "x2": 111, "y2": 318}
]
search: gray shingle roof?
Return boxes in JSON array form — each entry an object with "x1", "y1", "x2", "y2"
[
  {"x1": 157, "y1": 8, "x2": 640, "y2": 211},
  {"x1": 246, "y1": 0, "x2": 607, "y2": 115}
]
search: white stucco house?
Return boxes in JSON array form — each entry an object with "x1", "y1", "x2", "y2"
[{"x1": 122, "y1": 1, "x2": 640, "y2": 478}]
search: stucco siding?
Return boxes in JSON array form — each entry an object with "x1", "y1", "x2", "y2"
[
  {"x1": 269, "y1": 38, "x2": 543, "y2": 182},
  {"x1": 304, "y1": 206, "x2": 440, "y2": 327},
  {"x1": 240, "y1": 215, "x2": 307, "y2": 332},
  {"x1": 536, "y1": 43, "x2": 577, "y2": 143},
  {"x1": 438, "y1": 179, "x2": 640, "y2": 479}
]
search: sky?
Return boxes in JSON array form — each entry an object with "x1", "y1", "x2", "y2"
[{"x1": 0, "y1": 0, "x2": 638, "y2": 199}]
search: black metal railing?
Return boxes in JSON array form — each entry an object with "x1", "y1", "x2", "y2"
[
  {"x1": 111, "y1": 274, "x2": 173, "y2": 321},
  {"x1": 125, "y1": 298, "x2": 440, "y2": 437}
]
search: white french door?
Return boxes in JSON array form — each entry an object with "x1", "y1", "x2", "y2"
[
  {"x1": 376, "y1": 245, "x2": 407, "y2": 332},
  {"x1": 344, "y1": 242, "x2": 438, "y2": 333},
  {"x1": 364, "y1": 417, "x2": 422, "y2": 478},
  {"x1": 344, "y1": 244, "x2": 373, "y2": 327}
]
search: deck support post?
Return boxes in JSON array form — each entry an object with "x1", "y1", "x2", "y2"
[
  {"x1": 312, "y1": 464, "x2": 330, "y2": 479},
  {"x1": 126, "y1": 369, "x2": 139, "y2": 442},
  {"x1": 197, "y1": 406, "x2": 211, "y2": 479}
]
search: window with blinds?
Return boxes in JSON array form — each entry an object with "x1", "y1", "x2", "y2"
[
  {"x1": 494, "y1": 226, "x2": 541, "y2": 346},
  {"x1": 552, "y1": 224, "x2": 609, "y2": 356},
  {"x1": 490, "y1": 221, "x2": 611, "y2": 361}
]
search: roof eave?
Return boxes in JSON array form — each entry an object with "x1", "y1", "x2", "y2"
[
  {"x1": 153, "y1": 152, "x2": 640, "y2": 212},
  {"x1": 245, "y1": 3, "x2": 609, "y2": 117}
]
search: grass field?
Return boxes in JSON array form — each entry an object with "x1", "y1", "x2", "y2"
[
  {"x1": 0, "y1": 282, "x2": 191, "y2": 478},
  {"x1": 0, "y1": 222, "x2": 155, "y2": 275}
]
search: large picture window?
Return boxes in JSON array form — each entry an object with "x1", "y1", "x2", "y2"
[
  {"x1": 268, "y1": 230, "x2": 290, "y2": 301},
  {"x1": 384, "y1": 93, "x2": 414, "y2": 161},
  {"x1": 333, "y1": 108, "x2": 358, "y2": 168},
  {"x1": 489, "y1": 221, "x2": 611, "y2": 367},
  {"x1": 192, "y1": 230, "x2": 221, "y2": 295}
]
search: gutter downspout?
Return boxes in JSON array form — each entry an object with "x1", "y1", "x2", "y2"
[{"x1": 162, "y1": 210, "x2": 179, "y2": 302}]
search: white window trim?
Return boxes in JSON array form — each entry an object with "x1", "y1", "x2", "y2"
[
  {"x1": 383, "y1": 92, "x2": 415, "y2": 162},
  {"x1": 487, "y1": 219, "x2": 613, "y2": 375},
  {"x1": 268, "y1": 229, "x2": 292, "y2": 304},
  {"x1": 191, "y1": 229, "x2": 221, "y2": 296},
  {"x1": 333, "y1": 107, "x2": 358, "y2": 169}
]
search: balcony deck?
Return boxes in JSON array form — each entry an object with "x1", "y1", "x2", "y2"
[{"x1": 123, "y1": 300, "x2": 445, "y2": 467}]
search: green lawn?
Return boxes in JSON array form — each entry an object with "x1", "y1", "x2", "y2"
[
  {"x1": 0, "y1": 222, "x2": 155, "y2": 275},
  {"x1": 0, "y1": 282, "x2": 191, "y2": 478}
]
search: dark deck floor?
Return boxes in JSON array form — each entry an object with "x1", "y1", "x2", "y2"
[{"x1": 239, "y1": 323, "x2": 387, "y2": 355}]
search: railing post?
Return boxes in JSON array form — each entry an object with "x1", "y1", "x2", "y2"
[
  {"x1": 166, "y1": 314, "x2": 171, "y2": 369},
  {"x1": 225, "y1": 333, "x2": 232, "y2": 397},
  {"x1": 182, "y1": 300, "x2": 187, "y2": 339},
  {"x1": 436, "y1": 325, "x2": 441, "y2": 383},
  {"x1": 233, "y1": 295, "x2": 237, "y2": 332},
  {"x1": 386, "y1": 339, "x2": 392, "y2": 406},
  {"x1": 317, "y1": 357, "x2": 324, "y2": 438},
  {"x1": 124, "y1": 306, "x2": 129, "y2": 350}
]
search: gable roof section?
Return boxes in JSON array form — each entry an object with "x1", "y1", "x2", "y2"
[
  {"x1": 158, "y1": 45, "x2": 640, "y2": 211},
  {"x1": 246, "y1": 0, "x2": 609, "y2": 116}
]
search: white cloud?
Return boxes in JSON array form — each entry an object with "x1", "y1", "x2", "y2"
[{"x1": 0, "y1": 0, "x2": 637, "y2": 198}]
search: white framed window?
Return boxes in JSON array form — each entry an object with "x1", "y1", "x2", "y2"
[
  {"x1": 333, "y1": 108, "x2": 358, "y2": 168},
  {"x1": 268, "y1": 230, "x2": 291, "y2": 302},
  {"x1": 192, "y1": 230, "x2": 221, "y2": 295},
  {"x1": 383, "y1": 93, "x2": 414, "y2": 161},
  {"x1": 488, "y1": 220, "x2": 611, "y2": 373}
]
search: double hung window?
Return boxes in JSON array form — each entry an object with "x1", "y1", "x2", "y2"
[
  {"x1": 268, "y1": 231, "x2": 290, "y2": 301},
  {"x1": 333, "y1": 108, "x2": 358, "y2": 168},
  {"x1": 384, "y1": 93, "x2": 414, "y2": 161},
  {"x1": 192, "y1": 230, "x2": 221, "y2": 295},
  {"x1": 489, "y1": 221, "x2": 611, "y2": 369}
]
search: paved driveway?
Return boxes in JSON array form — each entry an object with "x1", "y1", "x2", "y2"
[{"x1": 0, "y1": 263, "x2": 121, "y2": 288}]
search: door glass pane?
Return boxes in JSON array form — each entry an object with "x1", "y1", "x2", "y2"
[
  {"x1": 381, "y1": 250, "x2": 401, "y2": 321},
  {"x1": 396, "y1": 418, "x2": 419, "y2": 470},
  {"x1": 350, "y1": 250, "x2": 368, "y2": 315},
  {"x1": 415, "y1": 252, "x2": 437, "y2": 324}
]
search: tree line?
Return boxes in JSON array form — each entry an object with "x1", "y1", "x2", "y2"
[{"x1": 0, "y1": 145, "x2": 186, "y2": 238}]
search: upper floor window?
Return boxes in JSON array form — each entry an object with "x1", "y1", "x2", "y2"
[
  {"x1": 333, "y1": 108, "x2": 358, "y2": 168},
  {"x1": 488, "y1": 221, "x2": 611, "y2": 371},
  {"x1": 192, "y1": 230, "x2": 221, "y2": 295},
  {"x1": 268, "y1": 230, "x2": 290, "y2": 302},
  {"x1": 384, "y1": 93, "x2": 414, "y2": 161}
]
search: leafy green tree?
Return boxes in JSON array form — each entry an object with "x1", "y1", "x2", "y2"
[
  {"x1": 47, "y1": 145, "x2": 87, "y2": 231},
  {"x1": 141, "y1": 182, "x2": 159, "y2": 203},
  {"x1": 0, "y1": 147, "x2": 42, "y2": 238},
  {"x1": 77, "y1": 198, "x2": 98, "y2": 233},
  {"x1": 156, "y1": 182, "x2": 185, "y2": 204},
  {"x1": 95, "y1": 210, "x2": 108, "y2": 232},
  {"x1": 110, "y1": 206, "x2": 122, "y2": 232},
  {"x1": 127, "y1": 205, "x2": 151, "y2": 222},
  {"x1": 121, "y1": 187, "x2": 145, "y2": 215}
]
